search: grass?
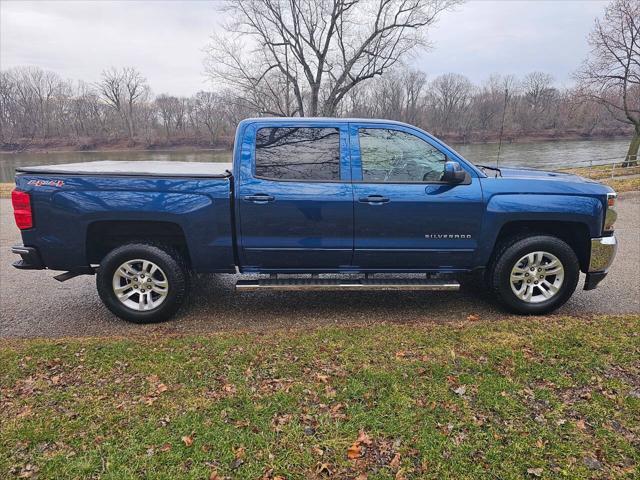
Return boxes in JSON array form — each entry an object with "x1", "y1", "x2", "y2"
[
  {"x1": 604, "y1": 176, "x2": 640, "y2": 193},
  {"x1": 0, "y1": 183, "x2": 13, "y2": 198},
  {"x1": 559, "y1": 164, "x2": 640, "y2": 181},
  {"x1": 1, "y1": 315, "x2": 638, "y2": 479}
]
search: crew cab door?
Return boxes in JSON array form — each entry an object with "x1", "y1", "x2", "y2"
[
  {"x1": 350, "y1": 123, "x2": 484, "y2": 270},
  {"x1": 236, "y1": 122, "x2": 353, "y2": 270}
]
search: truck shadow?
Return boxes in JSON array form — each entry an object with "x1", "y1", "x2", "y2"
[{"x1": 179, "y1": 273, "x2": 503, "y2": 330}]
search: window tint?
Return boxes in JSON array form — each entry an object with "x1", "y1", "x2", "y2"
[
  {"x1": 359, "y1": 129, "x2": 447, "y2": 182},
  {"x1": 255, "y1": 127, "x2": 340, "y2": 181}
]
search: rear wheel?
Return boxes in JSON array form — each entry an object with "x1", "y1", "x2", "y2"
[
  {"x1": 490, "y1": 235, "x2": 579, "y2": 314},
  {"x1": 97, "y1": 243, "x2": 189, "y2": 323}
]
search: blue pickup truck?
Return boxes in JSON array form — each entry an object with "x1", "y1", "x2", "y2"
[{"x1": 11, "y1": 118, "x2": 618, "y2": 323}]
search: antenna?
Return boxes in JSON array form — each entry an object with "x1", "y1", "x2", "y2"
[{"x1": 496, "y1": 86, "x2": 509, "y2": 168}]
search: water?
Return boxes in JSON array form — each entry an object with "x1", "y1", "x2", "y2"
[
  {"x1": 453, "y1": 138, "x2": 629, "y2": 170},
  {"x1": 0, "y1": 138, "x2": 630, "y2": 182},
  {"x1": 0, "y1": 149, "x2": 232, "y2": 182}
]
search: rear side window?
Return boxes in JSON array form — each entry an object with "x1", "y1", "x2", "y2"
[{"x1": 255, "y1": 127, "x2": 340, "y2": 181}]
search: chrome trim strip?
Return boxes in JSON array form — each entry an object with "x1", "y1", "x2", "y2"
[
  {"x1": 236, "y1": 278, "x2": 460, "y2": 291},
  {"x1": 589, "y1": 236, "x2": 617, "y2": 272}
]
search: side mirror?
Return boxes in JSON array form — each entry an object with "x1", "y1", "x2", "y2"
[{"x1": 442, "y1": 161, "x2": 466, "y2": 183}]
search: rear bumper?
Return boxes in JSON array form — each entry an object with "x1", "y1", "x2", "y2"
[
  {"x1": 584, "y1": 236, "x2": 617, "y2": 290},
  {"x1": 11, "y1": 245, "x2": 45, "y2": 270}
]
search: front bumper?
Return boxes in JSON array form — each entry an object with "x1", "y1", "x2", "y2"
[
  {"x1": 11, "y1": 245, "x2": 45, "y2": 270},
  {"x1": 584, "y1": 236, "x2": 617, "y2": 290}
]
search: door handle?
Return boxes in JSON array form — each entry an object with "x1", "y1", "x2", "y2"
[
  {"x1": 243, "y1": 194, "x2": 275, "y2": 204},
  {"x1": 359, "y1": 195, "x2": 390, "y2": 204}
]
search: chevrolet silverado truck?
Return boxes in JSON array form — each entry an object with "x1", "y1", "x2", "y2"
[{"x1": 10, "y1": 118, "x2": 618, "y2": 323}]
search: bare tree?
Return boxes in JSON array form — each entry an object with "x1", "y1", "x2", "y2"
[
  {"x1": 576, "y1": 0, "x2": 639, "y2": 165},
  {"x1": 0, "y1": 64, "x2": 632, "y2": 153},
  {"x1": 97, "y1": 67, "x2": 150, "y2": 141},
  {"x1": 205, "y1": 0, "x2": 460, "y2": 117},
  {"x1": 427, "y1": 73, "x2": 474, "y2": 136},
  {"x1": 519, "y1": 72, "x2": 557, "y2": 131},
  {"x1": 193, "y1": 91, "x2": 226, "y2": 144}
]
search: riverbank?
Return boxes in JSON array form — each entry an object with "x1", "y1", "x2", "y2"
[
  {"x1": 0, "y1": 137, "x2": 233, "y2": 154},
  {"x1": 1, "y1": 314, "x2": 638, "y2": 479},
  {"x1": 1, "y1": 128, "x2": 633, "y2": 154}
]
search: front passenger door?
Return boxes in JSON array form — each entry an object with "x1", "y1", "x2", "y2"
[{"x1": 351, "y1": 125, "x2": 484, "y2": 270}]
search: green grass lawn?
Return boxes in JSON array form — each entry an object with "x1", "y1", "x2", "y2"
[{"x1": 1, "y1": 315, "x2": 638, "y2": 479}]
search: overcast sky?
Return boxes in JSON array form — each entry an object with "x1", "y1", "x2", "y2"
[{"x1": 1, "y1": 0, "x2": 609, "y2": 96}]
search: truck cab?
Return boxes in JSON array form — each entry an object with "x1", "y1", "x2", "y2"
[{"x1": 11, "y1": 118, "x2": 618, "y2": 323}]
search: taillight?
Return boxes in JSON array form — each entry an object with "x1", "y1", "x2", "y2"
[{"x1": 11, "y1": 189, "x2": 33, "y2": 229}]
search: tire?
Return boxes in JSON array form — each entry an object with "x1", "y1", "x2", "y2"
[
  {"x1": 490, "y1": 235, "x2": 580, "y2": 314},
  {"x1": 96, "y1": 243, "x2": 189, "y2": 323}
]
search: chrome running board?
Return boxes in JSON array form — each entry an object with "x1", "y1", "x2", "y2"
[{"x1": 235, "y1": 277, "x2": 460, "y2": 291}]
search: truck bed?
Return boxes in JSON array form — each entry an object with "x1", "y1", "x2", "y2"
[
  {"x1": 17, "y1": 160, "x2": 232, "y2": 178},
  {"x1": 15, "y1": 161, "x2": 236, "y2": 273}
]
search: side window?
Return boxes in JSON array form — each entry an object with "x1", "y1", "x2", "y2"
[
  {"x1": 255, "y1": 127, "x2": 340, "y2": 181},
  {"x1": 359, "y1": 128, "x2": 447, "y2": 182}
]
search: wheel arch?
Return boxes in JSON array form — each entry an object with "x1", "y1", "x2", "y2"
[
  {"x1": 86, "y1": 220, "x2": 191, "y2": 267},
  {"x1": 489, "y1": 220, "x2": 591, "y2": 273}
]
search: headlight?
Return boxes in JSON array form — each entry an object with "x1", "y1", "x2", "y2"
[{"x1": 604, "y1": 192, "x2": 617, "y2": 233}]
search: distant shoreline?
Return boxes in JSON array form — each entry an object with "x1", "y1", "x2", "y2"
[{"x1": 0, "y1": 130, "x2": 632, "y2": 155}]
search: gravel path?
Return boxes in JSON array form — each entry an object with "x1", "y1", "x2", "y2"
[{"x1": 1, "y1": 193, "x2": 638, "y2": 339}]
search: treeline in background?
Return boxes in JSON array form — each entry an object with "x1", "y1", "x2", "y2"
[{"x1": 0, "y1": 65, "x2": 630, "y2": 152}]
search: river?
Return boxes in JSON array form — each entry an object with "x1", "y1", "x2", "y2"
[{"x1": 0, "y1": 138, "x2": 630, "y2": 182}]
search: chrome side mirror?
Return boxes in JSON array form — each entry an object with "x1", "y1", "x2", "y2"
[{"x1": 442, "y1": 161, "x2": 466, "y2": 183}]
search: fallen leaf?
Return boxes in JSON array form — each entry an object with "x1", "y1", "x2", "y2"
[
  {"x1": 159, "y1": 443, "x2": 172, "y2": 452},
  {"x1": 527, "y1": 467, "x2": 543, "y2": 477},
  {"x1": 453, "y1": 386, "x2": 466, "y2": 396},
  {"x1": 535, "y1": 438, "x2": 545, "y2": 449},
  {"x1": 181, "y1": 435, "x2": 193, "y2": 447},
  {"x1": 156, "y1": 383, "x2": 168, "y2": 394},
  {"x1": 467, "y1": 314, "x2": 480, "y2": 322},
  {"x1": 347, "y1": 442, "x2": 362, "y2": 459},
  {"x1": 234, "y1": 445, "x2": 246, "y2": 459},
  {"x1": 209, "y1": 469, "x2": 221, "y2": 480},
  {"x1": 17, "y1": 464, "x2": 38, "y2": 478},
  {"x1": 325, "y1": 385, "x2": 337, "y2": 398},
  {"x1": 575, "y1": 419, "x2": 587, "y2": 431},
  {"x1": 356, "y1": 430, "x2": 372, "y2": 445},
  {"x1": 583, "y1": 457, "x2": 603, "y2": 470},
  {"x1": 390, "y1": 452, "x2": 401, "y2": 468}
]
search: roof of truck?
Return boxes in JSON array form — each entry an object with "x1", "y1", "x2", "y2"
[
  {"x1": 239, "y1": 117, "x2": 412, "y2": 125},
  {"x1": 16, "y1": 161, "x2": 233, "y2": 178}
]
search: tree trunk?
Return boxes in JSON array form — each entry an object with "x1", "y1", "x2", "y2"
[{"x1": 623, "y1": 127, "x2": 639, "y2": 167}]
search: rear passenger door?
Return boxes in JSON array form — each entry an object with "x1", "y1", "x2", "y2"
[{"x1": 237, "y1": 122, "x2": 353, "y2": 270}]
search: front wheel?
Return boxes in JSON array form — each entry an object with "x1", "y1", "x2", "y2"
[
  {"x1": 490, "y1": 235, "x2": 580, "y2": 314},
  {"x1": 96, "y1": 243, "x2": 189, "y2": 323}
]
